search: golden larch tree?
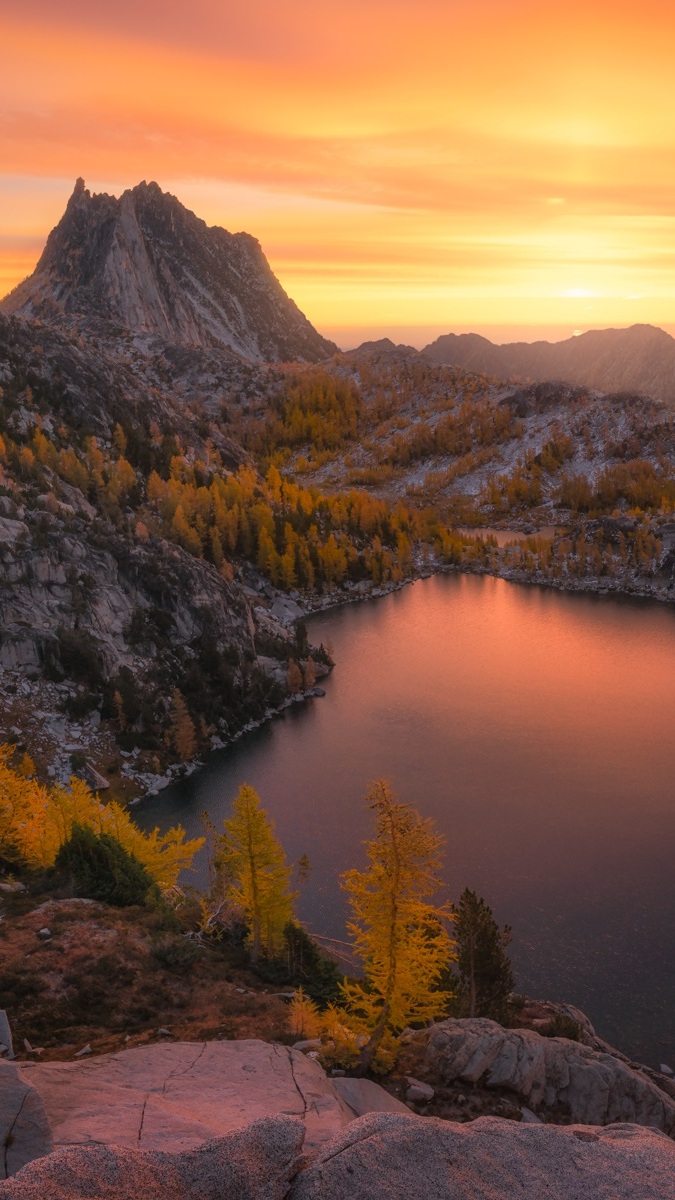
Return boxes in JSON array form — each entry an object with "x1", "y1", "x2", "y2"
[
  {"x1": 169, "y1": 689, "x2": 197, "y2": 760},
  {"x1": 217, "y1": 784, "x2": 295, "y2": 962},
  {"x1": 340, "y1": 779, "x2": 455, "y2": 1073}
]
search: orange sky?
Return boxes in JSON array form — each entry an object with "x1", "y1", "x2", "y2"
[{"x1": 2, "y1": 0, "x2": 675, "y2": 345}]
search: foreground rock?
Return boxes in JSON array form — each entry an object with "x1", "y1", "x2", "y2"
[
  {"x1": 0, "y1": 1115, "x2": 302, "y2": 1200},
  {"x1": 288, "y1": 1111, "x2": 675, "y2": 1200},
  {"x1": 0, "y1": 1063, "x2": 52, "y2": 1179},
  {"x1": 17, "y1": 1041, "x2": 399, "y2": 1158},
  {"x1": 425, "y1": 1018, "x2": 675, "y2": 1135}
]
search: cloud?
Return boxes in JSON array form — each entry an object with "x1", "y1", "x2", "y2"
[{"x1": 2, "y1": 0, "x2": 675, "y2": 328}]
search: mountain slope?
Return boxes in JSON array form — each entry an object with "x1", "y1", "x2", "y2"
[
  {"x1": 0, "y1": 179, "x2": 337, "y2": 364},
  {"x1": 422, "y1": 325, "x2": 675, "y2": 406}
]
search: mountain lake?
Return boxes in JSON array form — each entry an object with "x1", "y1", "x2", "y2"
[{"x1": 136, "y1": 573, "x2": 675, "y2": 1068}]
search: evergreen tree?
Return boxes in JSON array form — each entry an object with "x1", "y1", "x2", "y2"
[
  {"x1": 452, "y1": 888, "x2": 514, "y2": 1022},
  {"x1": 341, "y1": 779, "x2": 455, "y2": 1073},
  {"x1": 55, "y1": 823, "x2": 153, "y2": 907},
  {"x1": 217, "y1": 784, "x2": 295, "y2": 962}
]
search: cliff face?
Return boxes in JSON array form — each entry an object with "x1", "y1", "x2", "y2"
[
  {"x1": 1, "y1": 180, "x2": 336, "y2": 364},
  {"x1": 0, "y1": 312, "x2": 301, "y2": 787}
]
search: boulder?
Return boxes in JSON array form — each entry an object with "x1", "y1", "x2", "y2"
[
  {"x1": 0, "y1": 1114, "x2": 302, "y2": 1200},
  {"x1": 0, "y1": 1012, "x2": 14, "y2": 1059},
  {"x1": 288, "y1": 1111, "x2": 675, "y2": 1200},
  {"x1": 404, "y1": 1076, "x2": 434, "y2": 1102},
  {"x1": 425, "y1": 1018, "x2": 675, "y2": 1134},
  {"x1": 18, "y1": 1041, "x2": 398, "y2": 1158},
  {"x1": 0, "y1": 1063, "x2": 53, "y2": 1179},
  {"x1": 331, "y1": 1078, "x2": 409, "y2": 1118}
]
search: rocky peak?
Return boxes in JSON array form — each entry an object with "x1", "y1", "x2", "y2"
[{"x1": 1, "y1": 180, "x2": 337, "y2": 364}]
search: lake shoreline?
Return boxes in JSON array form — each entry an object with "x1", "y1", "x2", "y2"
[
  {"x1": 128, "y1": 546, "x2": 675, "y2": 802},
  {"x1": 134, "y1": 571, "x2": 675, "y2": 1069}
]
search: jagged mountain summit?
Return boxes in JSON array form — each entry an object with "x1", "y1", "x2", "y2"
[
  {"x1": 0, "y1": 179, "x2": 337, "y2": 364},
  {"x1": 422, "y1": 324, "x2": 675, "y2": 407}
]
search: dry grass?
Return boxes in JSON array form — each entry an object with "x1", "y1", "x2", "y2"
[{"x1": 0, "y1": 895, "x2": 289, "y2": 1061}]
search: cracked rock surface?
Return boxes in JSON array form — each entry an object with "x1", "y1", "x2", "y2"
[
  {"x1": 0, "y1": 1063, "x2": 53, "y2": 1180},
  {"x1": 425, "y1": 1018, "x2": 675, "y2": 1135},
  {"x1": 16, "y1": 1041, "x2": 361, "y2": 1156}
]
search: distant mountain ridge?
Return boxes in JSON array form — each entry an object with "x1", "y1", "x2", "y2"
[
  {"x1": 422, "y1": 324, "x2": 675, "y2": 406},
  {"x1": 0, "y1": 179, "x2": 336, "y2": 364}
]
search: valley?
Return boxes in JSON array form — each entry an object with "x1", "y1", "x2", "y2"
[{"x1": 1, "y1": 186, "x2": 674, "y2": 790}]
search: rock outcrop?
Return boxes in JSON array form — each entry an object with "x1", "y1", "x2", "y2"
[
  {"x1": 424, "y1": 1018, "x2": 675, "y2": 1135},
  {"x1": 5, "y1": 1044, "x2": 675, "y2": 1200},
  {"x1": 0, "y1": 1063, "x2": 53, "y2": 1179},
  {"x1": 288, "y1": 1111, "x2": 675, "y2": 1200},
  {"x1": 1, "y1": 180, "x2": 336, "y2": 364},
  {"x1": 16, "y1": 1041, "x2": 399, "y2": 1158},
  {"x1": 0, "y1": 1115, "x2": 302, "y2": 1200}
]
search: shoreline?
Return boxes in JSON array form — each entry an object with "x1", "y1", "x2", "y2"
[
  {"x1": 127, "y1": 551, "x2": 675, "y2": 803},
  {"x1": 3, "y1": 548, "x2": 672, "y2": 803}
]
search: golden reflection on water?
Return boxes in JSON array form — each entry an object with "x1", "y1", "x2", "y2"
[{"x1": 138, "y1": 574, "x2": 675, "y2": 1064}]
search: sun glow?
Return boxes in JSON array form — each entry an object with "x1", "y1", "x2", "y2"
[{"x1": 2, "y1": 0, "x2": 675, "y2": 337}]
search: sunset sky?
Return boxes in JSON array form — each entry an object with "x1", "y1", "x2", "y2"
[{"x1": 2, "y1": 0, "x2": 675, "y2": 346}]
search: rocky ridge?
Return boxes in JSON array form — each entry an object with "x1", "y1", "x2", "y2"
[
  {"x1": 422, "y1": 323, "x2": 675, "y2": 407},
  {"x1": 1, "y1": 181, "x2": 336, "y2": 364}
]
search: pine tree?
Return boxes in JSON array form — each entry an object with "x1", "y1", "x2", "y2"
[
  {"x1": 341, "y1": 779, "x2": 455, "y2": 1073},
  {"x1": 452, "y1": 888, "x2": 514, "y2": 1022},
  {"x1": 217, "y1": 784, "x2": 295, "y2": 962}
]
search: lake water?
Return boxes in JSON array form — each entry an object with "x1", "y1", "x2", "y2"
[{"x1": 137, "y1": 574, "x2": 675, "y2": 1068}]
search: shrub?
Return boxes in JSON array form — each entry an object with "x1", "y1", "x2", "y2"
[
  {"x1": 151, "y1": 933, "x2": 204, "y2": 971},
  {"x1": 542, "y1": 1013, "x2": 582, "y2": 1041},
  {"x1": 254, "y1": 922, "x2": 342, "y2": 1004},
  {"x1": 55, "y1": 824, "x2": 154, "y2": 907}
]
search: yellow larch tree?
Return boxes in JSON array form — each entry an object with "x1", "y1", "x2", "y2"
[
  {"x1": 216, "y1": 784, "x2": 295, "y2": 962},
  {"x1": 0, "y1": 745, "x2": 202, "y2": 887},
  {"x1": 169, "y1": 689, "x2": 197, "y2": 760},
  {"x1": 340, "y1": 779, "x2": 455, "y2": 1073}
]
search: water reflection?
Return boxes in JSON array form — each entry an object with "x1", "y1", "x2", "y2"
[{"x1": 137, "y1": 575, "x2": 675, "y2": 1067}]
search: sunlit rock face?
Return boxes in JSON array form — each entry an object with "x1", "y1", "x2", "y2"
[{"x1": 1, "y1": 179, "x2": 336, "y2": 364}]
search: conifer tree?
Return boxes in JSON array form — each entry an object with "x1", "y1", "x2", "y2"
[
  {"x1": 452, "y1": 888, "x2": 514, "y2": 1022},
  {"x1": 287, "y1": 658, "x2": 303, "y2": 694},
  {"x1": 341, "y1": 779, "x2": 455, "y2": 1073},
  {"x1": 303, "y1": 657, "x2": 316, "y2": 689},
  {"x1": 169, "y1": 689, "x2": 197, "y2": 760},
  {"x1": 217, "y1": 784, "x2": 295, "y2": 962},
  {"x1": 287, "y1": 987, "x2": 322, "y2": 1038}
]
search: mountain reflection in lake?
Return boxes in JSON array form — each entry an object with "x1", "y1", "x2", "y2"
[{"x1": 136, "y1": 574, "x2": 675, "y2": 1068}]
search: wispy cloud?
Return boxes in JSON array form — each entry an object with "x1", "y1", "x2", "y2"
[{"x1": 2, "y1": 0, "x2": 675, "y2": 331}]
